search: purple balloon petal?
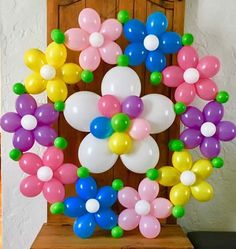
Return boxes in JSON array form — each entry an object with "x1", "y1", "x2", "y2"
[
  {"x1": 35, "y1": 104, "x2": 59, "y2": 125},
  {"x1": 180, "y1": 128, "x2": 203, "y2": 149},
  {"x1": 203, "y1": 101, "x2": 224, "y2": 124},
  {"x1": 13, "y1": 128, "x2": 34, "y2": 151},
  {"x1": 122, "y1": 96, "x2": 144, "y2": 118},
  {"x1": 200, "y1": 137, "x2": 221, "y2": 158},
  {"x1": 216, "y1": 121, "x2": 236, "y2": 141},
  {"x1": 0, "y1": 112, "x2": 21, "y2": 132},
  {"x1": 34, "y1": 126, "x2": 57, "y2": 146},
  {"x1": 15, "y1": 94, "x2": 37, "y2": 116},
  {"x1": 181, "y1": 106, "x2": 204, "y2": 128}
]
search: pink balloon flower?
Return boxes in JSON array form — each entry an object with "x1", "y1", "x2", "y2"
[
  {"x1": 65, "y1": 8, "x2": 122, "y2": 71},
  {"x1": 19, "y1": 146, "x2": 78, "y2": 203},
  {"x1": 118, "y1": 178, "x2": 172, "y2": 239},
  {"x1": 162, "y1": 46, "x2": 220, "y2": 105}
]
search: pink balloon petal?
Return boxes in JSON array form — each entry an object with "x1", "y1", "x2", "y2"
[
  {"x1": 195, "y1": 79, "x2": 218, "y2": 100},
  {"x1": 139, "y1": 215, "x2": 161, "y2": 239},
  {"x1": 175, "y1": 82, "x2": 196, "y2": 105},
  {"x1": 99, "y1": 40, "x2": 122, "y2": 64},
  {"x1": 197, "y1": 55, "x2": 220, "y2": 78},
  {"x1": 138, "y1": 178, "x2": 159, "y2": 201},
  {"x1": 162, "y1": 66, "x2": 184, "y2": 87},
  {"x1": 42, "y1": 178, "x2": 65, "y2": 203},
  {"x1": 100, "y1": 19, "x2": 122, "y2": 41},
  {"x1": 42, "y1": 146, "x2": 64, "y2": 171},
  {"x1": 118, "y1": 187, "x2": 140, "y2": 208},
  {"x1": 65, "y1": 28, "x2": 89, "y2": 51},
  {"x1": 118, "y1": 209, "x2": 140, "y2": 230},
  {"x1": 177, "y1": 46, "x2": 199, "y2": 70},
  {"x1": 19, "y1": 152, "x2": 43, "y2": 175},
  {"x1": 54, "y1": 163, "x2": 78, "y2": 184},
  {"x1": 20, "y1": 175, "x2": 43, "y2": 197},
  {"x1": 150, "y1": 198, "x2": 172, "y2": 219},
  {"x1": 79, "y1": 46, "x2": 101, "y2": 71}
]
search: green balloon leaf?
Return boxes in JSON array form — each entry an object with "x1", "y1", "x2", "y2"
[
  {"x1": 51, "y1": 29, "x2": 65, "y2": 44},
  {"x1": 211, "y1": 157, "x2": 224, "y2": 168},
  {"x1": 216, "y1": 91, "x2": 229, "y2": 104},
  {"x1": 146, "y1": 168, "x2": 159, "y2": 181},
  {"x1": 112, "y1": 179, "x2": 124, "y2": 191},
  {"x1": 50, "y1": 202, "x2": 65, "y2": 214},
  {"x1": 182, "y1": 33, "x2": 194, "y2": 46},
  {"x1": 174, "y1": 102, "x2": 186, "y2": 115},
  {"x1": 111, "y1": 226, "x2": 124, "y2": 238},
  {"x1": 172, "y1": 205, "x2": 185, "y2": 218},
  {"x1": 150, "y1": 72, "x2": 162, "y2": 86},
  {"x1": 117, "y1": 54, "x2": 129, "y2": 67},
  {"x1": 54, "y1": 137, "x2": 68, "y2": 150},
  {"x1": 81, "y1": 70, "x2": 94, "y2": 83},
  {"x1": 54, "y1": 101, "x2": 65, "y2": 112},
  {"x1": 168, "y1": 139, "x2": 184, "y2": 152},
  {"x1": 77, "y1": 167, "x2": 90, "y2": 178},
  {"x1": 9, "y1": 148, "x2": 22, "y2": 161},
  {"x1": 117, "y1": 10, "x2": 130, "y2": 24},
  {"x1": 13, "y1": 83, "x2": 26, "y2": 95}
]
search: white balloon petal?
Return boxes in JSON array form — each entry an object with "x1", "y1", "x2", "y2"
[
  {"x1": 101, "y1": 66, "x2": 141, "y2": 101},
  {"x1": 64, "y1": 91, "x2": 100, "y2": 132},
  {"x1": 78, "y1": 133, "x2": 118, "y2": 173},
  {"x1": 121, "y1": 136, "x2": 159, "y2": 174},
  {"x1": 140, "y1": 94, "x2": 176, "y2": 134}
]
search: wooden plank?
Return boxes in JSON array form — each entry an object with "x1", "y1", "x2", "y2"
[{"x1": 31, "y1": 223, "x2": 193, "y2": 249}]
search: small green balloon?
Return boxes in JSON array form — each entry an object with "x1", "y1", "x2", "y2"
[
  {"x1": 117, "y1": 10, "x2": 130, "y2": 24},
  {"x1": 117, "y1": 54, "x2": 129, "y2": 67},
  {"x1": 168, "y1": 139, "x2": 184, "y2": 152},
  {"x1": 9, "y1": 148, "x2": 22, "y2": 161},
  {"x1": 216, "y1": 91, "x2": 229, "y2": 104},
  {"x1": 77, "y1": 167, "x2": 90, "y2": 178},
  {"x1": 211, "y1": 157, "x2": 224, "y2": 168},
  {"x1": 182, "y1": 33, "x2": 194, "y2": 46},
  {"x1": 54, "y1": 101, "x2": 65, "y2": 112},
  {"x1": 51, "y1": 29, "x2": 65, "y2": 44},
  {"x1": 50, "y1": 202, "x2": 65, "y2": 214},
  {"x1": 111, "y1": 113, "x2": 130, "y2": 132},
  {"x1": 13, "y1": 83, "x2": 26, "y2": 95},
  {"x1": 111, "y1": 226, "x2": 124, "y2": 238},
  {"x1": 112, "y1": 179, "x2": 124, "y2": 191},
  {"x1": 172, "y1": 205, "x2": 185, "y2": 218},
  {"x1": 146, "y1": 168, "x2": 159, "y2": 181},
  {"x1": 174, "y1": 102, "x2": 186, "y2": 115},
  {"x1": 81, "y1": 70, "x2": 94, "y2": 83},
  {"x1": 54, "y1": 137, "x2": 68, "y2": 150},
  {"x1": 150, "y1": 72, "x2": 162, "y2": 86}
]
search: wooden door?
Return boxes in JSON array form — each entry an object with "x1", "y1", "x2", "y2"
[{"x1": 47, "y1": 0, "x2": 185, "y2": 224}]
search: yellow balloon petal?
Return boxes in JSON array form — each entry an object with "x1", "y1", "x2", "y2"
[
  {"x1": 46, "y1": 78, "x2": 68, "y2": 102},
  {"x1": 158, "y1": 166, "x2": 180, "y2": 186},
  {"x1": 191, "y1": 159, "x2": 213, "y2": 180},
  {"x1": 172, "y1": 150, "x2": 192, "y2": 172},
  {"x1": 191, "y1": 181, "x2": 214, "y2": 202},
  {"x1": 45, "y1": 42, "x2": 67, "y2": 68},
  {"x1": 24, "y1": 73, "x2": 47, "y2": 94},
  {"x1": 170, "y1": 183, "x2": 191, "y2": 206},
  {"x1": 59, "y1": 63, "x2": 82, "y2": 84},
  {"x1": 24, "y1": 49, "x2": 46, "y2": 72},
  {"x1": 108, "y1": 133, "x2": 132, "y2": 155}
]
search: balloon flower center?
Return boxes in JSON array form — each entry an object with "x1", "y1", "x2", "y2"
[
  {"x1": 89, "y1": 32, "x2": 104, "y2": 48},
  {"x1": 37, "y1": 166, "x2": 53, "y2": 182},
  {"x1": 200, "y1": 122, "x2": 216, "y2": 137},
  {"x1": 85, "y1": 198, "x2": 100, "y2": 213},
  {"x1": 183, "y1": 68, "x2": 200, "y2": 84},
  {"x1": 21, "y1": 114, "x2": 37, "y2": 130},
  {"x1": 143, "y1": 34, "x2": 159, "y2": 51},
  {"x1": 135, "y1": 200, "x2": 151, "y2": 216},
  {"x1": 180, "y1": 170, "x2": 196, "y2": 186},
  {"x1": 40, "y1": 64, "x2": 56, "y2": 80}
]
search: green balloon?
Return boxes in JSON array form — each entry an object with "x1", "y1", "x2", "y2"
[
  {"x1": 172, "y1": 205, "x2": 185, "y2": 218},
  {"x1": 9, "y1": 148, "x2": 22, "y2": 161},
  {"x1": 51, "y1": 29, "x2": 65, "y2": 44},
  {"x1": 211, "y1": 157, "x2": 224, "y2": 168},
  {"x1": 117, "y1": 10, "x2": 130, "y2": 24},
  {"x1": 54, "y1": 101, "x2": 65, "y2": 112},
  {"x1": 168, "y1": 139, "x2": 184, "y2": 152},
  {"x1": 182, "y1": 33, "x2": 194, "y2": 46},
  {"x1": 13, "y1": 83, "x2": 26, "y2": 95},
  {"x1": 174, "y1": 102, "x2": 186, "y2": 115},
  {"x1": 216, "y1": 91, "x2": 229, "y2": 104},
  {"x1": 117, "y1": 54, "x2": 129, "y2": 67},
  {"x1": 77, "y1": 167, "x2": 90, "y2": 178},
  {"x1": 112, "y1": 179, "x2": 124, "y2": 191},
  {"x1": 50, "y1": 202, "x2": 65, "y2": 214},
  {"x1": 150, "y1": 72, "x2": 162, "y2": 86},
  {"x1": 146, "y1": 168, "x2": 159, "y2": 181},
  {"x1": 111, "y1": 113, "x2": 130, "y2": 132},
  {"x1": 54, "y1": 137, "x2": 68, "y2": 150},
  {"x1": 81, "y1": 70, "x2": 94, "y2": 83},
  {"x1": 111, "y1": 226, "x2": 124, "y2": 238}
]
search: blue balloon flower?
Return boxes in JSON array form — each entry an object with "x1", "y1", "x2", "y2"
[
  {"x1": 63, "y1": 176, "x2": 118, "y2": 238},
  {"x1": 123, "y1": 12, "x2": 182, "y2": 72}
]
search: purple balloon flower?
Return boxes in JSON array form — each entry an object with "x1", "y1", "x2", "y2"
[
  {"x1": 0, "y1": 94, "x2": 59, "y2": 152},
  {"x1": 180, "y1": 101, "x2": 236, "y2": 158}
]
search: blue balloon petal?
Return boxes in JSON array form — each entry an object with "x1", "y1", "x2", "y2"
[
  {"x1": 96, "y1": 186, "x2": 117, "y2": 209},
  {"x1": 64, "y1": 197, "x2": 86, "y2": 218},
  {"x1": 75, "y1": 176, "x2": 97, "y2": 201},
  {"x1": 146, "y1": 51, "x2": 167, "y2": 72},
  {"x1": 124, "y1": 19, "x2": 147, "y2": 42},
  {"x1": 159, "y1": 32, "x2": 182, "y2": 54},
  {"x1": 90, "y1": 116, "x2": 113, "y2": 139},
  {"x1": 73, "y1": 213, "x2": 96, "y2": 238},
  {"x1": 146, "y1": 12, "x2": 168, "y2": 36},
  {"x1": 124, "y1": 43, "x2": 148, "y2": 66},
  {"x1": 95, "y1": 209, "x2": 118, "y2": 230}
]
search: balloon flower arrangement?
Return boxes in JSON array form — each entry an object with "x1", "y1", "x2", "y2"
[{"x1": 1, "y1": 8, "x2": 235, "y2": 240}]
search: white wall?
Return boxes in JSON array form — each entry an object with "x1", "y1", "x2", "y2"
[{"x1": 1, "y1": 1, "x2": 47, "y2": 249}]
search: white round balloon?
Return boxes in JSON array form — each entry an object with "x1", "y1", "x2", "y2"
[
  {"x1": 140, "y1": 94, "x2": 176, "y2": 134},
  {"x1": 78, "y1": 133, "x2": 118, "y2": 173},
  {"x1": 101, "y1": 66, "x2": 141, "y2": 101},
  {"x1": 120, "y1": 136, "x2": 159, "y2": 174},
  {"x1": 64, "y1": 91, "x2": 100, "y2": 132}
]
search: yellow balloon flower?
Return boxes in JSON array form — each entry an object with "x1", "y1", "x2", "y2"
[
  {"x1": 23, "y1": 42, "x2": 82, "y2": 102},
  {"x1": 158, "y1": 150, "x2": 214, "y2": 206}
]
